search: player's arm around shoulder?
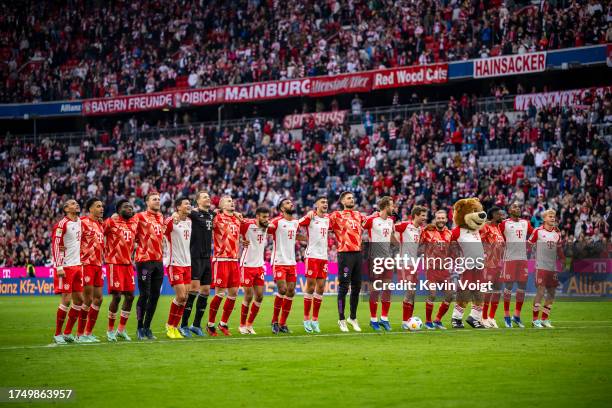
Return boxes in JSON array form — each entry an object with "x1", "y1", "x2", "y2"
[
  {"x1": 449, "y1": 226, "x2": 461, "y2": 242},
  {"x1": 298, "y1": 211, "x2": 314, "y2": 227},
  {"x1": 51, "y1": 220, "x2": 66, "y2": 276},
  {"x1": 163, "y1": 216, "x2": 174, "y2": 237},
  {"x1": 362, "y1": 212, "x2": 378, "y2": 229},
  {"x1": 527, "y1": 227, "x2": 539, "y2": 246},
  {"x1": 267, "y1": 216, "x2": 280, "y2": 234}
]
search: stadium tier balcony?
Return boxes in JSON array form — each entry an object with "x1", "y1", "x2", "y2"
[
  {"x1": 0, "y1": 89, "x2": 609, "y2": 267},
  {"x1": 0, "y1": 0, "x2": 609, "y2": 103}
]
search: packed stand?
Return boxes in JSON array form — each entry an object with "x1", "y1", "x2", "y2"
[
  {"x1": 1, "y1": 91, "x2": 610, "y2": 267},
  {"x1": 1, "y1": 0, "x2": 610, "y2": 102}
]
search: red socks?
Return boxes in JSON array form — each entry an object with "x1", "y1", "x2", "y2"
[
  {"x1": 85, "y1": 304, "x2": 99, "y2": 336},
  {"x1": 118, "y1": 310, "x2": 130, "y2": 332},
  {"x1": 542, "y1": 305, "x2": 551, "y2": 320},
  {"x1": 533, "y1": 303, "x2": 540, "y2": 321},
  {"x1": 369, "y1": 291, "x2": 379, "y2": 319},
  {"x1": 423, "y1": 300, "x2": 433, "y2": 323},
  {"x1": 312, "y1": 294, "x2": 323, "y2": 321},
  {"x1": 279, "y1": 296, "x2": 293, "y2": 326},
  {"x1": 240, "y1": 302, "x2": 249, "y2": 326},
  {"x1": 247, "y1": 301, "x2": 261, "y2": 325},
  {"x1": 489, "y1": 292, "x2": 500, "y2": 319},
  {"x1": 55, "y1": 304, "x2": 69, "y2": 336},
  {"x1": 208, "y1": 294, "x2": 224, "y2": 325},
  {"x1": 77, "y1": 305, "x2": 89, "y2": 336},
  {"x1": 482, "y1": 293, "x2": 491, "y2": 320},
  {"x1": 435, "y1": 301, "x2": 450, "y2": 321},
  {"x1": 271, "y1": 294, "x2": 283, "y2": 323},
  {"x1": 514, "y1": 289, "x2": 525, "y2": 317},
  {"x1": 63, "y1": 304, "x2": 81, "y2": 335},
  {"x1": 108, "y1": 311, "x2": 117, "y2": 331},
  {"x1": 503, "y1": 288, "x2": 512, "y2": 317},
  {"x1": 220, "y1": 296, "x2": 236, "y2": 325},
  {"x1": 381, "y1": 300, "x2": 391, "y2": 319},
  {"x1": 167, "y1": 299, "x2": 183, "y2": 327},
  {"x1": 404, "y1": 300, "x2": 415, "y2": 322},
  {"x1": 303, "y1": 293, "x2": 313, "y2": 320}
]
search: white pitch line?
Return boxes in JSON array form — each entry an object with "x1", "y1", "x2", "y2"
[{"x1": 1, "y1": 325, "x2": 612, "y2": 351}]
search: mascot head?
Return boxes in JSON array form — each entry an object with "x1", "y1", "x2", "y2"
[{"x1": 453, "y1": 198, "x2": 487, "y2": 231}]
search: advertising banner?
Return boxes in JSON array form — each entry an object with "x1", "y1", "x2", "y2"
[
  {"x1": 283, "y1": 110, "x2": 348, "y2": 129},
  {"x1": 474, "y1": 52, "x2": 546, "y2": 78},
  {"x1": 514, "y1": 86, "x2": 612, "y2": 110},
  {"x1": 2, "y1": 260, "x2": 610, "y2": 297},
  {"x1": 372, "y1": 63, "x2": 448, "y2": 89}
]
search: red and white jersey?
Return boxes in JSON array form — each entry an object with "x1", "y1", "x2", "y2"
[
  {"x1": 479, "y1": 223, "x2": 505, "y2": 269},
  {"x1": 363, "y1": 213, "x2": 395, "y2": 242},
  {"x1": 395, "y1": 220, "x2": 424, "y2": 259},
  {"x1": 298, "y1": 214, "x2": 329, "y2": 260},
  {"x1": 268, "y1": 216, "x2": 299, "y2": 266},
  {"x1": 213, "y1": 212, "x2": 243, "y2": 260},
  {"x1": 52, "y1": 217, "x2": 82, "y2": 267},
  {"x1": 528, "y1": 226, "x2": 561, "y2": 272},
  {"x1": 80, "y1": 216, "x2": 104, "y2": 266},
  {"x1": 420, "y1": 227, "x2": 452, "y2": 270},
  {"x1": 134, "y1": 210, "x2": 165, "y2": 262},
  {"x1": 450, "y1": 227, "x2": 485, "y2": 266},
  {"x1": 500, "y1": 218, "x2": 534, "y2": 261},
  {"x1": 328, "y1": 210, "x2": 365, "y2": 252},
  {"x1": 104, "y1": 217, "x2": 138, "y2": 265},
  {"x1": 164, "y1": 217, "x2": 192, "y2": 267},
  {"x1": 240, "y1": 219, "x2": 267, "y2": 267}
]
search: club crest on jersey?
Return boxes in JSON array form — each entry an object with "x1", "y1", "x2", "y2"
[
  {"x1": 114, "y1": 282, "x2": 120, "y2": 287},
  {"x1": 56, "y1": 229, "x2": 62, "y2": 237},
  {"x1": 84, "y1": 276, "x2": 90, "y2": 283},
  {"x1": 245, "y1": 279, "x2": 250, "y2": 284},
  {"x1": 63, "y1": 284, "x2": 69, "y2": 290}
]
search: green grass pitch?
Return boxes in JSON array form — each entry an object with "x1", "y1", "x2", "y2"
[{"x1": 0, "y1": 295, "x2": 611, "y2": 408}]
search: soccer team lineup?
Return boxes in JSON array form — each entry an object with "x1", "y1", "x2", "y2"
[{"x1": 51, "y1": 189, "x2": 564, "y2": 344}]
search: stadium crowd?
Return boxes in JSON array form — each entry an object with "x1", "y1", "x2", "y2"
[
  {"x1": 1, "y1": 0, "x2": 611, "y2": 102},
  {"x1": 1, "y1": 88, "x2": 610, "y2": 267}
]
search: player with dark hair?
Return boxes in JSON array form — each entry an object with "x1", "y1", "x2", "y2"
[
  {"x1": 395, "y1": 205, "x2": 427, "y2": 329},
  {"x1": 78, "y1": 197, "x2": 105, "y2": 342},
  {"x1": 238, "y1": 206, "x2": 270, "y2": 334},
  {"x1": 479, "y1": 206, "x2": 505, "y2": 328},
  {"x1": 363, "y1": 196, "x2": 397, "y2": 331},
  {"x1": 51, "y1": 199, "x2": 83, "y2": 344},
  {"x1": 328, "y1": 191, "x2": 366, "y2": 332},
  {"x1": 180, "y1": 191, "x2": 214, "y2": 336},
  {"x1": 207, "y1": 195, "x2": 245, "y2": 336},
  {"x1": 499, "y1": 201, "x2": 534, "y2": 328},
  {"x1": 163, "y1": 197, "x2": 192, "y2": 339},
  {"x1": 133, "y1": 192, "x2": 165, "y2": 340},
  {"x1": 268, "y1": 198, "x2": 305, "y2": 334},
  {"x1": 299, "y1": 196, "x2": 330, "y2": 333},
  {"x1": 104, "y1": 199, "x2": 137, "y2": 342}
]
